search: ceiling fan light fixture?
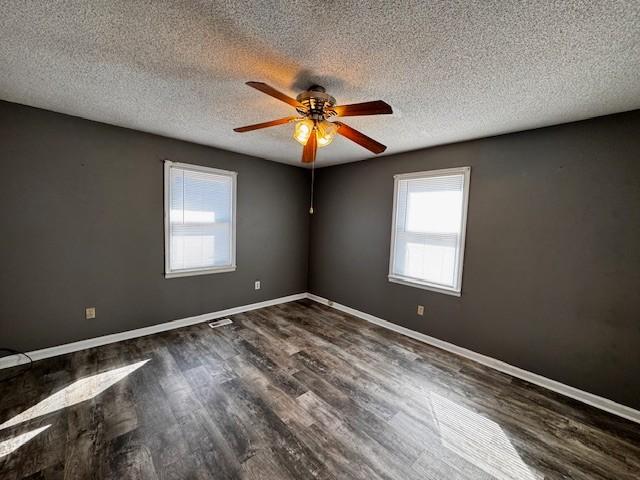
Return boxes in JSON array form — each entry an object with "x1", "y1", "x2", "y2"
[
  {"x1": 316, "y1": 120, "x2": 338, "y2": 148},
  {"x1": 293, "y1": 118, "x2": 314, "y2": 145},
  {"x1": 235, "y1": 81, "x2": 391, "y2": 160}
]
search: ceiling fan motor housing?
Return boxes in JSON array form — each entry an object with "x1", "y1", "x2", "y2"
[{"x1": 296, "y1": 86, "x2": 337, "y2": 120}]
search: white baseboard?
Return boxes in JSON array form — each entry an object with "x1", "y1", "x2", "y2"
[
  {"x1": 0, "y1": 293, "x2": 307, "y2": 370},
  {"x1": 306, "y1": 293, "x2": 640, "y2": 425}
]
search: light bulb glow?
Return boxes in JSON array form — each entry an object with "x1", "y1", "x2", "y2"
[
  {"x1": 293, "y1": 118, "x2": 314, "y2": 145},
  {"x1": 316, "y1": 120, "x2": 338, "y2": 148}
]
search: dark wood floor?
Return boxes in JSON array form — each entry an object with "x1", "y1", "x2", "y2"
[{"x1": 1, "y1": 300, "x2": 639, "y2": 479}]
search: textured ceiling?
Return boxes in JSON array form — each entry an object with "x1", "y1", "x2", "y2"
[{"x1": 1, "y1": 1, "x2": 639, "y2": 167}]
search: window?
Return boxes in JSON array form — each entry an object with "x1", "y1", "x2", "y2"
[
  {"x1": 389, "y1": 167, "x2": 470, "y2": 296},
  {"x1": 164, "y1": 161, "x2": 236, "y2": 278}
]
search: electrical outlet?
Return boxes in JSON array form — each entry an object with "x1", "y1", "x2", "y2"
[
  {"x1": 254, "y1": 280, "x2": 261, "y2": 290},
  {"x1": 85, "y1": 307, "x2": 96, "y2": 320},
  {"x1": 417, "y1": 305, "x2": 424, "y2": 316}
]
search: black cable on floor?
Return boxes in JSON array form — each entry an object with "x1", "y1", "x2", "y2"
[{"x1": 0, "y1": 348, "x2": 33, "y2": 383}]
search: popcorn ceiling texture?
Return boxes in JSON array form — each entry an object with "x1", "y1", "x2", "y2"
[{"x1": 1, "y1": 1, "x2": 639, "y2": 167}]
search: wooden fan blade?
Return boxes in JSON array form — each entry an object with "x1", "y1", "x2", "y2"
[
  {"x1": 333, "y1": 100, "x2": 393, "y2": 117},
  {"x1": 246, "y1": 81, "x2": 302, "y2": 108},
  {"x1": 233, "y1": 116, "x2": 297, "y2": 133},
  {"x1": 335, "y1": 121, "x2": 387, "y2": 154},
  {"x1": 301, "y1": 131, "x2": 317, "y2": 163}
]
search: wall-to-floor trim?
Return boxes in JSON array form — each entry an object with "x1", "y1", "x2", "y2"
[
  {"x1": 0, "y1": 293, "x2": 307, "y2": 370},
  {"x1": 306, "y1": 293, "x2": 640, "y2": 425}
]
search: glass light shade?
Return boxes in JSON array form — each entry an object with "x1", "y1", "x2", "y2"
[
  {"x1": 293, "y1": 118, "x2": 314, "y2": 145},
  {"x1": 316, "y1": 120, "x2": 338, "y2": 147}
]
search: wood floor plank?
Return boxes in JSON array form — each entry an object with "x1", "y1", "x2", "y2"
[
  {"x1": 101, "y1": 430, "x2": 160, "y2": 480},
  {"x1": 294, "y1": 389, "x2": 424, "y2": 480},
  {"x1": 240, "y1": 449, "x2": 296, "y2": 480},
  {"x1": 0, "y1": 300, "x2": 638, "y2": 479},
  {"x1": 226, "y1": 354, "x2": 314, "y2": 429},
  {"x1": 178, "y1": 407, "x2": 242, "y2": 479}
]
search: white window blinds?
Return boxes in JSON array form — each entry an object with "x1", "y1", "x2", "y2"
[
  {"x1": 164, "y1": 162, "x2": 236, "y2": 278},
  {"x1": 389, "y1": 167, "x2": 470, "y2": 295}
]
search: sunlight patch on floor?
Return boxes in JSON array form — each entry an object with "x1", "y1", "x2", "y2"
[
  {"x1": 0, "y1": 425, "x2": 50, "y2": 458},
  {"x1": 0, "y1": 360, "x2": 149, "y2": 430},
  {"x1": 431, "y1": 393, "x2": 539, "y2": 480}
]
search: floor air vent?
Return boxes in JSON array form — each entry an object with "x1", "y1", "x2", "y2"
[{"x1": 208, "y1": 318, "x2": 233, "y2": 328}]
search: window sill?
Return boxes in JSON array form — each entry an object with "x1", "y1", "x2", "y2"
[
  {"x1": 388, "y1": 275, "x2": 461, "y2": 297},
  {"x1": 165, "y1": 266, "x2": 236, "y2": 279}
]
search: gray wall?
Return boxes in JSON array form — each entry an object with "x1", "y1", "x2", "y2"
[
  {"x1": 309, "y1": 110, "x2": 640, "y2": 409},
  {"x1": 0, "y1": 101, "x2": 309, "y2": 352}
]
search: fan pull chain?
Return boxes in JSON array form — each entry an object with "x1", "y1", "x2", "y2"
[{"x1": 309, "y1": 151, "x2": 315, "y2": 214}]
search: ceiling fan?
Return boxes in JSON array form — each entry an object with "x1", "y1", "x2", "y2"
[{"x1": 233, "y1": 82, "x2": 393, "y2": 164}]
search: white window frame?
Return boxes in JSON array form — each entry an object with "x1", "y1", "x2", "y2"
[
  {"x1": 388, "y1": 166, "x2": 471, "y2": 296},
  {"x1": 164, "y1": 161, "x2": 237, "y2": 279}
]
